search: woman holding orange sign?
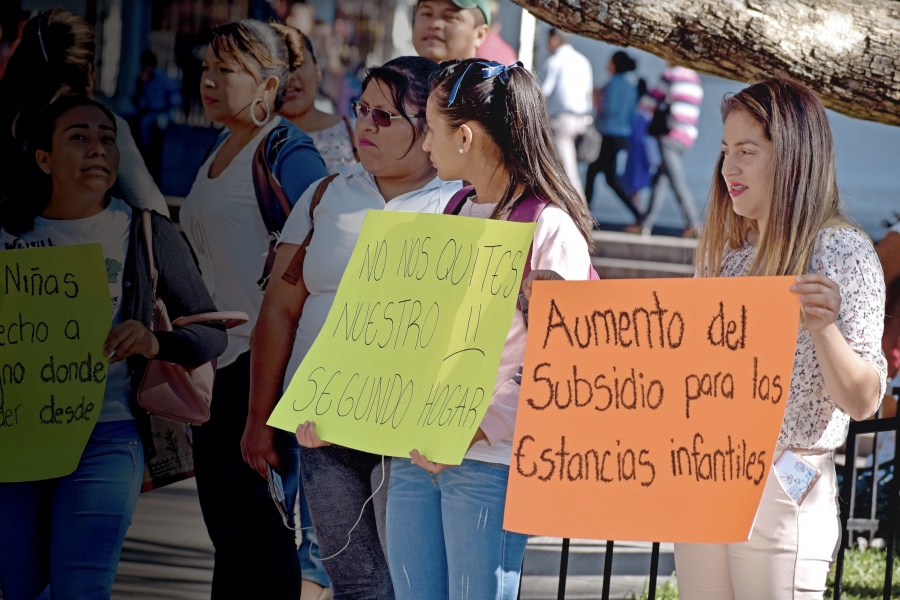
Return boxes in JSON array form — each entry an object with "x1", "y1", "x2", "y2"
[{"x1": 525, "y1": 75, "x2": 887, "y2": 600}]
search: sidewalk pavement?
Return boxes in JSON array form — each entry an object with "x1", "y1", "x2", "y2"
[{"x1": 113, "y1": 479, "x2": 674, "y2": 600}]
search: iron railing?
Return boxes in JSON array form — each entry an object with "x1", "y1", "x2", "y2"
[{"x1": 525, "y1": 412, "x2": 899, "y2": 600}]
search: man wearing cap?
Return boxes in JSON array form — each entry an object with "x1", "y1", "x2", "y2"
[{"x1": 412, "y1": 0, "x2": 490, "y2": 62}]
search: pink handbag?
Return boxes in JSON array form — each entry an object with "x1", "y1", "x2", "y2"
[{"x1": 136, "y1": 210, "x2": 247, "y2": 424}]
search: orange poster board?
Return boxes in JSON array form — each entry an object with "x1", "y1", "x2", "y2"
[{"x1": 504, "y1": 276, "x2": 800, "y2": 543}]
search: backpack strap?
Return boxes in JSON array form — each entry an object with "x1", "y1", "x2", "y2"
[
  {"x1": 253, "y1": 126, "x2": 295, "y2": 291},
  {"x1": 444, "y1": 188, "x2": 549, "y2": 312},
  {"x1": 280, "y1": 173, "x2": 340, "y2": 287},
  {"x1": 507, "y1": 194, "x2": 550, "y2": 308},
  {"x1": 252, "y1": 125, "x2": 293, "y2": 234},
  {"x1": 443, "y1": 185, "x2": 477, "y2": 215}
]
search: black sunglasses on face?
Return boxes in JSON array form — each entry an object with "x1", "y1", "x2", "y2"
[{"x1": 352, "y1": 101, "x2": 424, "y2": 127}]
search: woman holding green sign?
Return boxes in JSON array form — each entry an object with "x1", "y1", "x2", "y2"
[
  {"x1": 674, "y1": 76, "x2": 887, "y2": 598},
  {"x1": 247, "y1": 56, "x2": 461, "y2": 599},
  {"x1": 0, "y1": 95, "x2": 225, "y2": 599},
  {"x1": 381, "y1": 58, "x2": 595, "y2": 600}
]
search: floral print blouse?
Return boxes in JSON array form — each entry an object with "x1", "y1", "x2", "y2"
[
  {"x1": 309, "y1": 117, "x2": 357, "y2": 173},
  {"x1": 718, "y1": 228, "x2": 887, "y2": 449}
]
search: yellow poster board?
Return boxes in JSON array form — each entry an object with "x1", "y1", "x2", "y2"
[
  {"x1": 504, "y1": 276, "x2": 799, "y2": 543},
  {"x1": 268, "y1": 211, "x2": 536, "y2": 464},
  {"x1": 0, "y1": 244, "x2": 111, "y2": 481}
]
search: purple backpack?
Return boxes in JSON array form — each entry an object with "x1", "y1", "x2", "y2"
[{"x1": 443, "y1": 186, "x2": 600, "y2": 309}]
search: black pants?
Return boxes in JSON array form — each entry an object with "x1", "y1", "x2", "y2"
[
  {"x1": 585, "y1": 134, "x2": 642, "y2": 222},
  {"x1": 192, "y1": 351, "x2": 302, "y2": 599}
]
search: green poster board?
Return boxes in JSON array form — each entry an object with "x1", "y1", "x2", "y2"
[
  {"x1": 269, "y1": 211, "x2": 536, "y2": 464},
  {"x1": 0, "y1": 244, "x2": 111, "y2": 481}
]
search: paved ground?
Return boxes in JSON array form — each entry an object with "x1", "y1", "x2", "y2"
[{"x1": 112, "y1": 479, "x2": 674, "y2": 600}]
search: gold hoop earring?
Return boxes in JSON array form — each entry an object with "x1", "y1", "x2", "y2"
[{"x1": 251, "y1": 98, "x2": 271, "y2": 127}]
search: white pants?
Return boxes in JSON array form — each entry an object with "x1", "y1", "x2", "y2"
[
  {"x1": 549, "y1": 113, "x2": 587, "y2": 200},
  {"x1": 674, "y1": 448, "x2": 840, "y2": 600}
]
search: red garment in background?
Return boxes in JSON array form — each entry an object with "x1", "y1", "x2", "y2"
[{"x1": 476, "y1": 29, "x2": 517, "y2": 65}]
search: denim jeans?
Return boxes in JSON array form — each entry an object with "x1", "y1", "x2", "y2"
[
  {"x1": 300, "y1": 445, "x2": 393, "y2": 599},
  {"x1": 297, "y1": 465, "x2": 331, "y2": 587},
  {"x1": 192, "y1": 351, "x2": 302, "y2": 599},
  {"x1": 0, "y1": 420, "x2": 144, "y2": 600},
  {"x1": 386, "y1": 458, "x2": 528, "y2": 600}
]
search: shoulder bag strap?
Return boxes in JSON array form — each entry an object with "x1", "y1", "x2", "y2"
[
  {"x1": 341, "y1": 115, "x2": 360, "y2": 163},
  {"x1": 281, "y1": 173, "x2": 339, "y2": 287},
  {"x1": 171, "y1": 311, "x2": 249, "y2": 330},
  {"x1": 140, "y1": 209, "x2": 158, "y2": 296}
]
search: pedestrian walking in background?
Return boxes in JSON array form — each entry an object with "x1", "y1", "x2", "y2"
[
  {"x1": 676, "y1": 74, "x2": 887, "y2": 599},
  {"x1": 584, "y1": 50, "x2": 640, "y2": 227},
  {"x1": 130, "y1": 50, "x2": 181, "y2": 182},
  {"x1": 0, "y1": 9, "x2": 169, "y2": 220},
  {"x1": 386, "y1": 58, "x2": 594, "y2": 600},
  {"x1": 178, "y1": 19, "x2": 328, "y2": 600},
  {"x1": 540, "y1": 28, "x2": 594, "y2": 201},
  {"x1": 623, "y1": 82, "x2": 661, "y2": 223},
  {"x1": 0, "y1": 94, "x2": 225, "y2": 600},
  {"x1": 642, "y1": 63, "x2": 703, "y2": 237},
  {"x1": 412, "y1": 0, "x2": 490, "y2": 62}
]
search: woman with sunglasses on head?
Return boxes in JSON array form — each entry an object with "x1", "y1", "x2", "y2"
[
  {"x1": 246, "y1": 56, "x2": 461, "y2": 599},
  {"x1": 673, "y1": 75, "x2": 887, "y2": 600},
  {"x1": 0, "y1": 9, "x2": 170, "y2": 223},
  {"x1": 178, "y1": 19, "x2": 328, "y2": 599},
  {"x1": 0, "y1": 94, "x2": 225, "y2": 600},
  {"x1": 384, "y1": 58, "x2": 594, "y2": 600},
  {"x1": 274, "y1": 24, "x2": 357, "y2": 172}
]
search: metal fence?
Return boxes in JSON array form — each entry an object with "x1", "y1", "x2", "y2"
[{"x1": 526, "y1": 411, "x2": 899, "y2": 600}]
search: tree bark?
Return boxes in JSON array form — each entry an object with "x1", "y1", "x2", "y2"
[{"x1": 513, "y1": 0, "x2": 900, "y2": 126}]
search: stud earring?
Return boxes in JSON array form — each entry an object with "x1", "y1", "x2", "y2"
[
  {"x1": 42, "y1": 168, "x2": 50, "y2": 174},
  {"x1": 458, "y1": 148, "x2": 464, "y2": 154}
]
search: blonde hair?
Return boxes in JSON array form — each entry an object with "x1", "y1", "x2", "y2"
[{"x1": 695, "y1": 74, "x2": 855, "y2": 277}]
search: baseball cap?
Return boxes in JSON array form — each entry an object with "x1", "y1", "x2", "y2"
[{"x1": 451, "y1": 0, "x2": 491, "y2": 26}]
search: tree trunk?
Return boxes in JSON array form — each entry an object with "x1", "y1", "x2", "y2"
[{"x1": 513, "y1": 0, "x2": 900, "y2": 126}]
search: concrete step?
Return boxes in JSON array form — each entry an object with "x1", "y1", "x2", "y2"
[
  {"x1": 521, "y1": 538, "x2": 675, "y2": 599},
  {"x1": 593, "y1": 256, "x2": 694, "y2": 280},
  {"x1": 591, "y1": 230, "x2": 698, "y2": 264}
]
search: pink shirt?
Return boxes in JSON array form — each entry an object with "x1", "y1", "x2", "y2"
[{"x1": 455, "y1": 200, "x2": 593, "y2": 465}]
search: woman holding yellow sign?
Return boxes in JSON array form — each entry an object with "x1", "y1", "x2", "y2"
[
  {"x1": 0, "y1": 95, "x2": 225, "y2": 599},
  {"x1": 381, "y1": 59, "x2": 595, "y2": 600},
  {"x1": 247, "y1": 56, "x2": 461, "y2": 599},
  {"x1": 672, "y1": 76, "x2": 888, "y2": 599}
]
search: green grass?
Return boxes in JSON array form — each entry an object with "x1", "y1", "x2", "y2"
[
  {"x1": 629, "y1": 549, "x2": 899, "y2": 600},
  {"x1": 825, "y1": 547, "x2": 900, "y2": 600}
]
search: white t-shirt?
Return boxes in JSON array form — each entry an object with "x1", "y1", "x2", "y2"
[
  {"x1": 541, "y1": 44, "x2": 594, "y2": 116},
  {"x1": 454, "y1": 200, "x2": 593, "y2": 465},
  {"x1": 0, "y1": 198, "x2": 133, "y2": 422},
  {"x1": 180, "y1": 118, "x2": 281, "y2": 368},
  {"x1": 277, "y1": 161, "x2": 462, "y2": 391}
]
